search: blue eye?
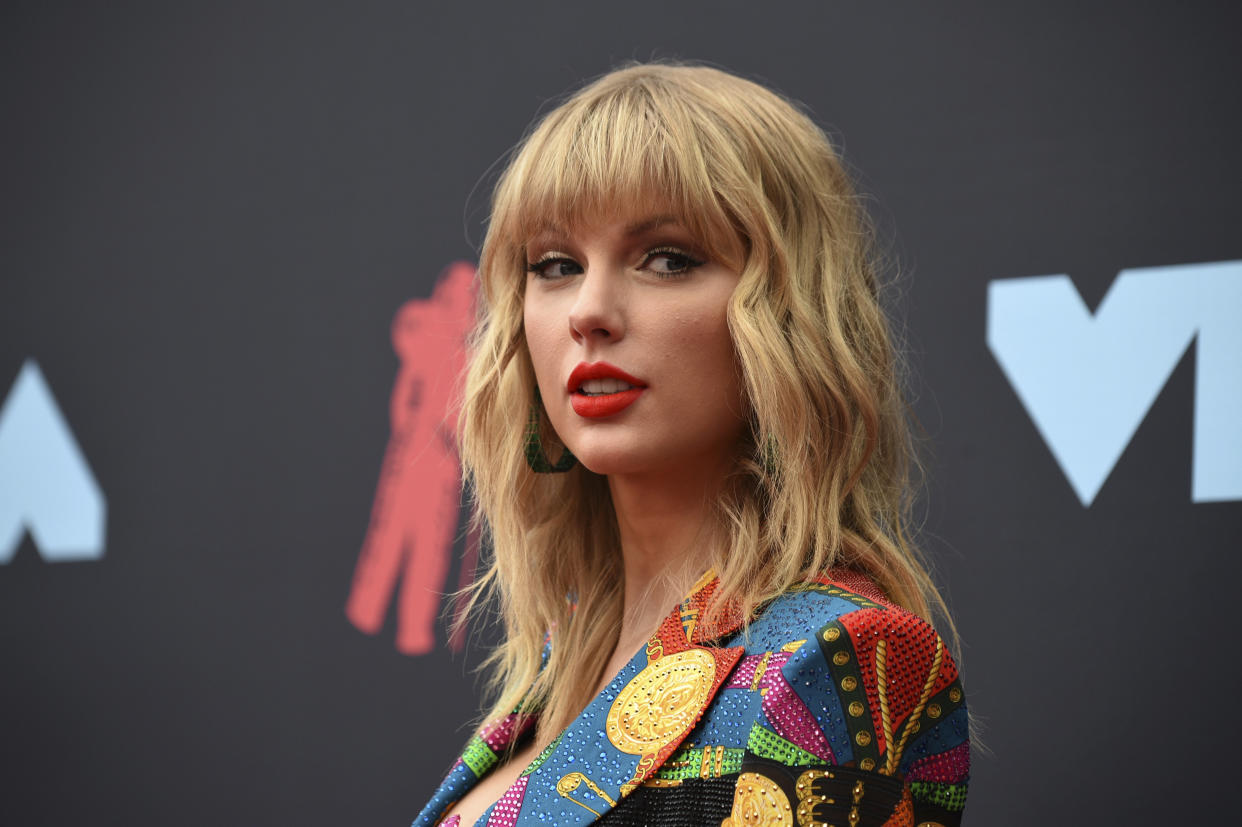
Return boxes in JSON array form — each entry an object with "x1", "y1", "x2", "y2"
[
  {"x1": 643, "y1": 247, "x2": 704, "y2": 277},
  {"x1": 527, "y1": 256, "x2": 583, "y2": 280}
]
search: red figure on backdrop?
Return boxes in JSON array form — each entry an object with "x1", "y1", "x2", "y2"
[{"x1": 346, "y1": 262, "x2": 477, "y2": 655}]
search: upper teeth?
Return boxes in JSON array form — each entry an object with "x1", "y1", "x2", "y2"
[{"x1": 580, "y1": 378, "x2": 634, "y2": 395}]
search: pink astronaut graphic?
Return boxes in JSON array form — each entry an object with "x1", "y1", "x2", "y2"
[{"x1": 345, "y1": 262, "x2": 477, "y2": 655}]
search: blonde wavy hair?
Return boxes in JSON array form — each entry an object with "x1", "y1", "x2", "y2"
[{"x1": 459, "y1": 62, "x2": 953, "y2": 743}]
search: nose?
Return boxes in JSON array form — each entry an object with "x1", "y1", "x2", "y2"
[{"x1": 568, "y1": 265, "x2": 625, "y2": 344}]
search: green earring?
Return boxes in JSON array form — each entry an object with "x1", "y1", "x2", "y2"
[
  {"x1": 525, "y1": 388, "x2": 576, "y2": 473},
  {"x1": 760, "y1": 433, "x2": 780, "y2": 478}
]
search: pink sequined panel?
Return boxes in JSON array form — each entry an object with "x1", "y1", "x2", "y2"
[
  {"x1": 725, "y1": 650, "x2": 834, "y2": 759},
  {"x1": 725, "y1": 652, "x2": 834, "y2": 762},
  {"x1": 906, "y1": 739, "x2": 970, "y2": 783},
  {"x1": 478, "y1": 713, "x2": 533, "y2": 753},
  {"x1": 484, "y1": 774, "x2": 528, "y2": 827},
  {"x1": 723, "y1": 653, "x2": 768, "y2": 690},
  {"x1": 760, "y1": 665, "x2": 836, "y2": 762}
]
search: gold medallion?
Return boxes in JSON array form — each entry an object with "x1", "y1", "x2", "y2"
[
  {"x1": 722, "y1": 772, "x2": 793, "y2": 827},
  {"x1": 606, "y1": 649, "x2": 716, "y2": 755}
]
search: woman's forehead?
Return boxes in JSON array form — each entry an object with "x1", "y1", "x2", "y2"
[{"x1": 524, "y1": 212, "x2": 686, "y2": 242}]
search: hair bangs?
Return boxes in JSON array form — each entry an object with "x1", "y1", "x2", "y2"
[{"x1": 495, "y1": 80, "x2": 745, "y2": 268}]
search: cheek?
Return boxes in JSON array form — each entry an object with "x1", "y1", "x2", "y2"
[
  {"x1": 523, "y1": 299, "x2": 558, "y2": 384},
  {"x1": 668, "y1": 307, "x2": 743, "y2": 405}
]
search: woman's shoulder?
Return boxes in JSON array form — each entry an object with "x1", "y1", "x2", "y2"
[
  {"x1": 741, "y1": 568, "x2": 947, "y2": 656},
  {"x1": 720, "y1": 568, "x2": 970, "y2": 821}
]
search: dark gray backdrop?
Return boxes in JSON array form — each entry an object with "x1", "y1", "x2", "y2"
[{"x1": 2, "y1": 2, "x2": 1240, "y2": 824}]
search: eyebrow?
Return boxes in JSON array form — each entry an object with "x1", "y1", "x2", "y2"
[
  {"x1": 621, "y1": 215, "x2": 682, "y2": 236},
  {"x1": 527, "y1": 214, "x2": 684, "y2": 243}
]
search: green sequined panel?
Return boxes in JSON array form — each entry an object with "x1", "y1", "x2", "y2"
[
  {"x1": 746, "y1": 724, "x2": 822, "y2": 767},
  {"x1": 652, "y1": 745, "x2": 745, "y2": 781},
  {"x1": 910, "y1": 780, "x2": 969, "y2": 812},
  {"x1": 460, "y1": 735, "x2": 498, "y2": 777}
]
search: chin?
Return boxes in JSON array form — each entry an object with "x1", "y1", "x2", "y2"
[
  {"x1": 565, "y1": 436, "x2": 661, "y2": 477},
  {"x1": 572, "y1": 450, "x2": 645, "y2": 477}
]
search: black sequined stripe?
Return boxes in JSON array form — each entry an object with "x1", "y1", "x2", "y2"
[{"x1": 596, "y1": 776, "x2": 736, "y2": 826}]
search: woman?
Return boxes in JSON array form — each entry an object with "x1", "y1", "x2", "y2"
[{"x1": 414, "y1": 63, "x2": 970, "y2": 827}]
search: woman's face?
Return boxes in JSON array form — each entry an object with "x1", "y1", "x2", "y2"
[{"x1": 523, "y1": 211, "x2": 748, "y2": 478}]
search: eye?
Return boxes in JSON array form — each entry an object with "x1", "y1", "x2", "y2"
[
  {"x1": 641, "y1": 247, "x2": 704, "y2": 278},
  {"x1": 527, "y1": 254, "x2": 583, "y2": 280}
]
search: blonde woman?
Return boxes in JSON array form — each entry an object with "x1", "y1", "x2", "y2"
[{"x1": 414, "y1": 63, "x2": 970, "y2": 827}]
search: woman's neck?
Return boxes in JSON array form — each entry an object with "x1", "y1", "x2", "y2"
[{"x1": 607, "y1": 453, "x2": 732, "y2": 648}]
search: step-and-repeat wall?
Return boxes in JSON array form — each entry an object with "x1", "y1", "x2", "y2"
[{"x1": 2, "y1": 3, "x2": 1238, "y2": 824}]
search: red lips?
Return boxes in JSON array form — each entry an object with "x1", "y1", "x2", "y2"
[{"x1": 567, "y1": 362, "x2": 647, "y2": 418}]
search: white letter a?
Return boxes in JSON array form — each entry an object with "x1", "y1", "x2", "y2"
[{"x1": 0, "y1": 360, "x2": 107, "y2": 562}]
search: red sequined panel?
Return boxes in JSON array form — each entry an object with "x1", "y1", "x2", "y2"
[
  {"x1": 820, "y1": 568, "x2": 895, "y2": 608},
  {"x1": 881, "y1": 787, "x2": 914, "y2": 826},
  {"x1": 839, "y1": 608, "x2": 958, "y2": 767}
]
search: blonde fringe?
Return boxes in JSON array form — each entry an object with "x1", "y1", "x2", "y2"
[{"x1": 456, "y1": 61, "x2": 960, "y2": 747}]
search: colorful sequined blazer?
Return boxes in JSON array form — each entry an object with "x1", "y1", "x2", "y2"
[{"x1": 412, "y1": 571, "x2": 970, "y2": 827}]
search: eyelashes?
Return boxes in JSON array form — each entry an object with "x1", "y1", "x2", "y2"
[
  {"x1": 526, "y1": 253, "x2": 583, "y2": 280},
  {"x1": 526, "y1": 246, "x2": 705, "y2": 281},
  {"x1": 642, "y1": 247, "x2": 705, "y2": 277}
]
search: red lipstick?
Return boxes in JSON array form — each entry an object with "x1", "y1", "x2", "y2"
[{"x1": 567, "y1": 362, "x2": 647, "y2": 418}]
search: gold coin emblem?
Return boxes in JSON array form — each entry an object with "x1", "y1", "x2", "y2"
[
  {"x1": 859, "y1": 757, "x2": 876, "y2": 771},
  {"x1": 823, "y1": 627, "x2": 840, "y2": 642},
  {"x1": 606, "y1": 649, "x2": 716, "y2": 755},
  {"x1": 848, "y1": 701, "x2": 864, "y2": 717},
  {"x1": 722, "y1": 772, "x2": 793, "y2": 827},
  {"x1": 855, "y1": 730, "x2": 872, "y2": 746},
  {"x1": 841, "y1": 676, "x2": 858, "y2": 692},
  {"x1": 832, "y1": 651, "x2": 850, "y2": 666},
  {"x1": 928, "y1": 703, "x2": 942, "y2": 719},
  {"x1": 949, "y1": 687, "x2": 962, "y2": 703}
]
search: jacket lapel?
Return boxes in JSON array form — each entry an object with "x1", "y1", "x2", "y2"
[
  {"x1": 497, "y1": 571, "x2": 747, "y2": 825},
  {"x1": 413, "y1": 572, "x2": 749, "y2": 827},
  {"x1": 411, "y1": 704, "x2": 539, "y2": 827}
]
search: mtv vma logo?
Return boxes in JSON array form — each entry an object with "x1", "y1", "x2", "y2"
[
  {"x1": 0, "y1": 360, "x2": 107, "y2": 562},
  {"x1": 987, "y1": 259, "x2": 1242, "y2": 506}
]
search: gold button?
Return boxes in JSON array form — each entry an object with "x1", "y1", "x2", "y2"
[
  {"x1": 859, "y1": 757, "x2": 875, "y2": 771},
  {"x1": 854, "y1": 731, "x2": 871, "y2": 746},
  {"x1": 833, "y1": 651, "x2": 850, "y2": 666},
  {"x1": 823, "y1": 627, "x2": 841, "y2": 642},
  {"x1": 841, "y1": 676, "x2": 858, "y2": 692},
  {"x1": 949, "y1": 687, "x2": 962, "y2": 703},
  {"x1": 848, "y1": 701, "x2": 864, "y2": 717},
  {"x1": 928, "y1": 703, "x2": 942, "y2": 719}
]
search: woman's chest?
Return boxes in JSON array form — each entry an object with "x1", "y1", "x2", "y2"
[{"x1": 441, "y1": 738, "x2": 544, "y2": 827}]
